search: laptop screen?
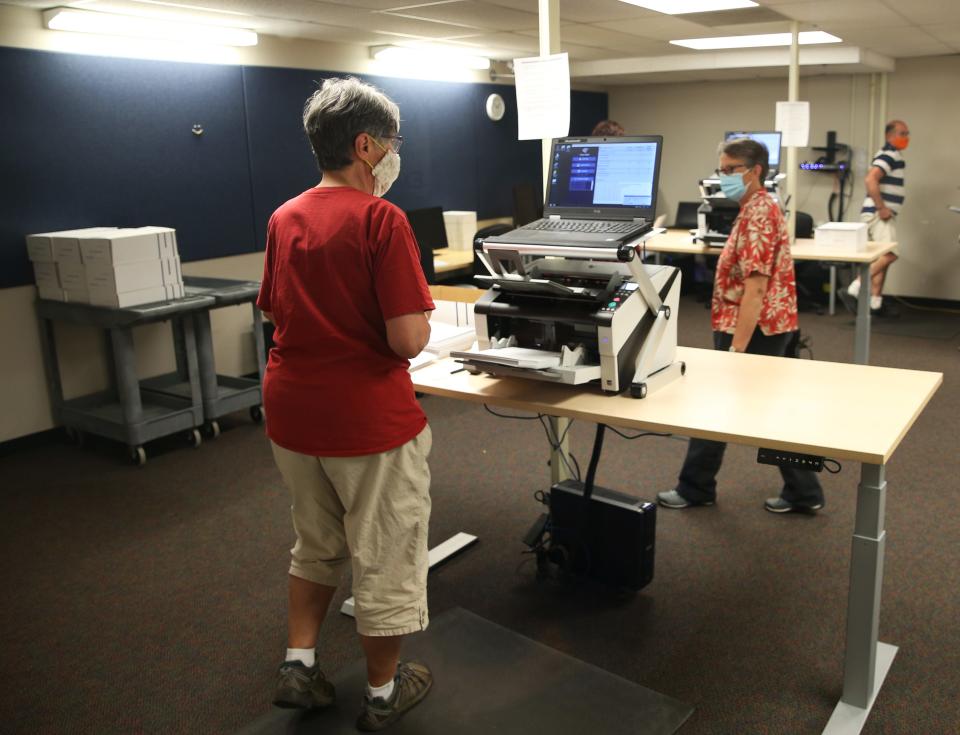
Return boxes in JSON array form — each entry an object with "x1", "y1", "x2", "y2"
[
  {"x1": 724, "y1": 130, "x2": 782, "y2": 169},
  {"x1": 544, "y1": 136, "x2": 662, "y2": 218}
]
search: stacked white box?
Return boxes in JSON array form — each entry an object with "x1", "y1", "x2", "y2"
[
  {"x1": 442, "y1": 211, "x2": 478, "y2": 251},
  {"x1": 26, "y1": 226, "x2": 183, "y2": 306},
  {"x1": 814, "y1": 222, "x2": 868, "y2": 251}
]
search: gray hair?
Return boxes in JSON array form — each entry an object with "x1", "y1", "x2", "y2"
[
  {"x1": 303, "y1": 77, "x2": 400, "y2": 171},
  {"x1": 720, "y1": 138, "x2": 769, "y2": 181}
]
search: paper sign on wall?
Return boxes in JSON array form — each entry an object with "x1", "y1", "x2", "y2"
[
  {"x1": 513, "y1": 53, "x2": 570, "y2": 141},
  {"x1": 775, "y1": 101, "x2": 810, "y2": 147}
]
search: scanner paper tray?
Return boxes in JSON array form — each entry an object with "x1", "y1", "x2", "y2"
[{"x1": 450, "y1": 347, "x2": 603, "y2": 386}]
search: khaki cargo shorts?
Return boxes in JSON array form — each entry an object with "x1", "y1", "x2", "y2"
[
  {"x1": 270, "y1": 425, "x2": 432, "y2": 637},
  {"x1": 860, "y1": 212, "x2": 898, "y2": 256}
]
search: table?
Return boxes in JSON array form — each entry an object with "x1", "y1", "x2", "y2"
[
  {"x1": 411, "y1": 349, "x2": 942, "y2": 735},
  {"x1": 433, "y1": 247, "x2": 474, "y2": 278},
  {"x1": 644, "y1": 229, "x2": 898, "y2": 364}
]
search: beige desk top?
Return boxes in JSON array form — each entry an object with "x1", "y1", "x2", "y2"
[
  {"x1": 645, "y1": 228, "x2": 897, "y2": 264},
  {"x1": 433, "y1": 247, "x2": 474, "y2": 274},
  {"x1": 413, "y1": 347, "x2": 941, "y2": 465}
]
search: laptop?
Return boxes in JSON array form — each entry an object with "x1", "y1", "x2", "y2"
[
  {"x1": 485, "y1": 135, "x2": 663, "y2": 247},
  {"x1": 724, "y1": 130, "x2": 781, "y2": 177}
]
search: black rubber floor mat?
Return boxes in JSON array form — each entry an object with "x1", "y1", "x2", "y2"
[{"x1": 237, "y1": 607, "x2": 693, "y2": 735}]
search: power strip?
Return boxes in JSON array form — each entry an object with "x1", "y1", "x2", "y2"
[{"x1": 757, "y1": 448, "x2": 825, "y2": 472}]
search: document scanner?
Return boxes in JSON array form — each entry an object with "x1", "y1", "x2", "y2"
[{"x1": 451, "y1": 233, "x2": 684, "y2": 398}]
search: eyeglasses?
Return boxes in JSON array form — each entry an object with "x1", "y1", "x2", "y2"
[
  {"x1": 382, "y1": 134, "x2": 404, "y2": 153},
  {"x1": 715, "y1": 164, "x2": 748, "y2": 176}
]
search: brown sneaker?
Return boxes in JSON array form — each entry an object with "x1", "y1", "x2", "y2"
[
  {"x1": 272, "y1": 660, "x2": 335, "y2": 709},
  {"x1": 356, "y1": 661, "x2": 433, "y2": 732}
]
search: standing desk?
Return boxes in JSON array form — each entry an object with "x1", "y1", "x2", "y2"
[
  {"x1": 643, "y1": 229, "x2": 898, "y2": 365},
  {"x1": 433, "y1": 247, "x2": 474, "y2": 279},
  {"x1": 411, "y1": 349, "x2": 941, "y2": 735}
]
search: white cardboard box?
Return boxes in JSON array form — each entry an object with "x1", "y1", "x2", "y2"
[
  {"x1": 32, "y1": 261, "x2": 60, "y2": 288},
  {"x1": 164, "y1": 283, "x2": 184, "y2": 300},
  {"x1": 442, "y1": 211, "x2": 478, "y2": 251},
  {"x1": 56, "y1": 260, "x2": 87, "y2": 291},
  {"x1": 814, "y1": 222, "x2": 868, "y2": 251},
  {"x1": 26, "y1": 227, "x2": 118, "y2": 263},
  {"x1": 135, "y1": 227, "x2": 179, "y2": 259},
  {"x1": 63, "y1": 287, "x2": 90, "y2": 304},
  {"x1": 88, "y1": 284, "x2": 168, "y2": 308},
  {"x1": 79, "y1": 230, "x2": 165, "y2": 265},
  {"x1": 86, "y1": 258, "x2": 166, "y2": 293},
  {"x1": 37, "y1": 284, "x2": 66, "y2": 301},
  {"x1": 160, "y1": 256, "x2": 182, "y2": 286}
]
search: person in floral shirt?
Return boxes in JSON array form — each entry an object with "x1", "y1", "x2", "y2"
[{"x1": 657, "y1": 138, "x2": 824, "y2": 514}]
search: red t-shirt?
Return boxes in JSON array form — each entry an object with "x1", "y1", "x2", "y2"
[
  {"x1": 256, "y1": 187, "x2": 435, "y2": 456},
  {"x1": 711, "y1": 189, "x2": 799, "y2": 336}
]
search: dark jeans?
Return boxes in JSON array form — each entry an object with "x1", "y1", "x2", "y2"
[{"x1": 674, "y1": 329, "x2": 825, "y2": 507}]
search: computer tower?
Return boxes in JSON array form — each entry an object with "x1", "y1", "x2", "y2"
[{"x1": 548, "y1": 479, "x2": 656, "y2": 591}]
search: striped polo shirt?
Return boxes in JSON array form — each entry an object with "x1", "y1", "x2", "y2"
[{"x1": 861, "y1": 143, "x2": 906, "y2": 215}]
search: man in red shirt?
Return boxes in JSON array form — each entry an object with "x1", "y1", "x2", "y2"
[
  {"x1": 657, "y1": 138, "x2": 824, "y2": 514},
  {"x1": 257, "y1": 77, "x2": 435, "y2": 731}
]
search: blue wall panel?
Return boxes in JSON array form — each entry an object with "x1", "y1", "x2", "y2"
[
  {"x1": 0, "y1": 47, "x2": 607, "y2": 287},
  {"x1": 0, "y1": 47, "x2": 257, "y2": 288}
]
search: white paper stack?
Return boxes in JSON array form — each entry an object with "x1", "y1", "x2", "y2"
[
  {"x1": 814, "y1": 222, "x2": 868, "y2": 251},
  {"x1": 26, "y1": 226, "x2": 184, "y2": 307},
  {"x1": 442, "y1": 211, "x2": 478, "y2": 251},
  {"x1": 423, "y1": 321, "x2": 476, "y2": 358}
]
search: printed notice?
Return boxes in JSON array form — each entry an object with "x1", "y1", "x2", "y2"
[
  {"x1": 775, "y1": 101, "x2": 810, "y2": 147},
  {"x1": 513, "y1": 53, "x2": 570, "y2": 140}
]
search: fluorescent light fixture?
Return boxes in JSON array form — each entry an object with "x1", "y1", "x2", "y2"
[
  {"x1": 372, "y1": 45, "x2": 491, "y2": 71},
  {"x1": 619, "y1": 0, "x2": 757, "y2": 13},
  {"x1": 43, "y1": 7, "x2": 258, "y2": 47},
  {"x1": 671, "y1": 31, "x2": 842, "y2": 50}
]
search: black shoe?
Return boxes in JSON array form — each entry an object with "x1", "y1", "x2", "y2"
[
  {"x1": 273, "y1": 660, "x2": 335, "y2": 709},
  {"x1": 357, "y1": 662, "x2": 433, "y2": 732},
  {"x1": 872, "y1": 300, "x2": 900, "y2": 319}
]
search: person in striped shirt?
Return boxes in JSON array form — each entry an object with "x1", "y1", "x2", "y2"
[{"x1": 846, "y1": 120, "x2": 910, "y2": 315}]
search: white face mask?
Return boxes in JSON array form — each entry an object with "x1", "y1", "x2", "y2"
[{"x1": 367, "y1": 138, "x2": 401, "y2": 197}]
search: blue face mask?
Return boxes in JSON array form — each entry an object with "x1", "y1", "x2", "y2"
[{"x1": 719, "y1": 172, "x2": 748, "y2": 201}]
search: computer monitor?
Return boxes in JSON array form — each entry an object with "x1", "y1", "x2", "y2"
[
  {"x1": 724, "y1": 131, "x2": 782, "y2": 172},
  {"x1": 405, "y1": 206, "x2": 448, "y2": 252},
  {"x1": 544, "y1": 135, "x2": 663, "y2": 222}
]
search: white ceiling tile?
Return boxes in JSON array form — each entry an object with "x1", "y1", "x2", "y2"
[
  {"x1": 769, "y1": 1, "x2": 904, "y2": 25},
  {"x1": 557, "y1": 0, "x2": 658, "y2": 24},
  {"x1": 592, "y1": 15, "x2": 721, "y2": 41},
  {"x1": 382, "y1": 1, "x2": 540, "y2": 32},
  {"x1": 921, "y1": 22, "x2": 960, "y2": 46},
  {"x1": 885, "y1": 0, "x2": 960, "y2": 25}
]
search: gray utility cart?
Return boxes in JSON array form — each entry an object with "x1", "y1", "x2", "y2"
[
  {"x1": 36, "y1": 295, "x2": 215, "y2": 466},
  {"x1": 142, "y1": 276, "x2": 266, "y2": 439}
]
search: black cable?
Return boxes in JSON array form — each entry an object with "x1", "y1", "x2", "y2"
[
  {"x1": 582, "y1": 424, "x2": 606, "y2": 500},
  {"x1": 606, "y1": 425, "x2": 673, "y2": 440},
  {"x1": 824, "y1": 459, "x2": 842, "y2": 474},
  {"x1": 538, "y1": 415, "x2": 581, "y2": 480},
  {"x1": 483, "y1": 404, "x2": 541, "y2": 420}
]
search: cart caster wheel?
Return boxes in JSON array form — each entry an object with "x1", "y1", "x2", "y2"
[
  {"x1": 680, "y1": 361, "x2": 687, "y2": 376},
  {"x1": 131, "y1": 446, "x2": 146, "y2": 466},
  {"x1": 250, "y1": 405, "x2": 263, "y2": 423},
  {"x1": 187, "y1": 429, "x2": 202, "y2": 448},
  {"x1": 204, "y1": 421, "x2": 221, "y2": 439}
]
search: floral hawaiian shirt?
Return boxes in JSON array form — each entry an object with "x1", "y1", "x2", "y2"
[{"x1": 711, "y1": 189, "x2": 799, "y2": 336}]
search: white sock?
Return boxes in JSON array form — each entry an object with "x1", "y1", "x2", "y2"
[
  {"x1": 367, "y1": 679, "x2": 395, "y2": 701},
  {"x1": 285, "y1": 647, "x2": 315, "y2": 667},
  {"x1": 870, "y1": 295, "x2": 883, "y2": 310},
  {"x1": 847, "y1": 278, "x2": 860, "y2": 297}
]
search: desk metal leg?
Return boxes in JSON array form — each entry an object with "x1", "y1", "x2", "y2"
[
  {"x1": 853, "y1": 263, "x2": 871, "y2": 364},
  {"x1": 829, "y1": 265, "x2": 837, "y2": 316},
  {"x1": 823, "y1": 463, "x2": 897, "y2": 734},
  {"x1": 252, "y1": 305, "x2": 266, "y2": 382}
]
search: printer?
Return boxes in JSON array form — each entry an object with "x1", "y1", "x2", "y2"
[{"x1": 451, "y1": 236, "x2": 684, "y2": 398}]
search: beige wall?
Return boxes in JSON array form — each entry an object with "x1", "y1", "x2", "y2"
[{"x1": 610, "y1": 55, "x2": 960, "y2": 300}]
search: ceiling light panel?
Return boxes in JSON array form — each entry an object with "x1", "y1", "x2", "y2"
[
  {"x1": 43, "y1": 7, "x2": 258, "y2": 45},
  {"x1": 671, "y1": 30, "x2": 842, "y2": 49}
]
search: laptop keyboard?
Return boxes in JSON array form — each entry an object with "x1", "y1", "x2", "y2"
[{"x1": 524, "y1": 219, "x2": 645, "y2": 234}]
